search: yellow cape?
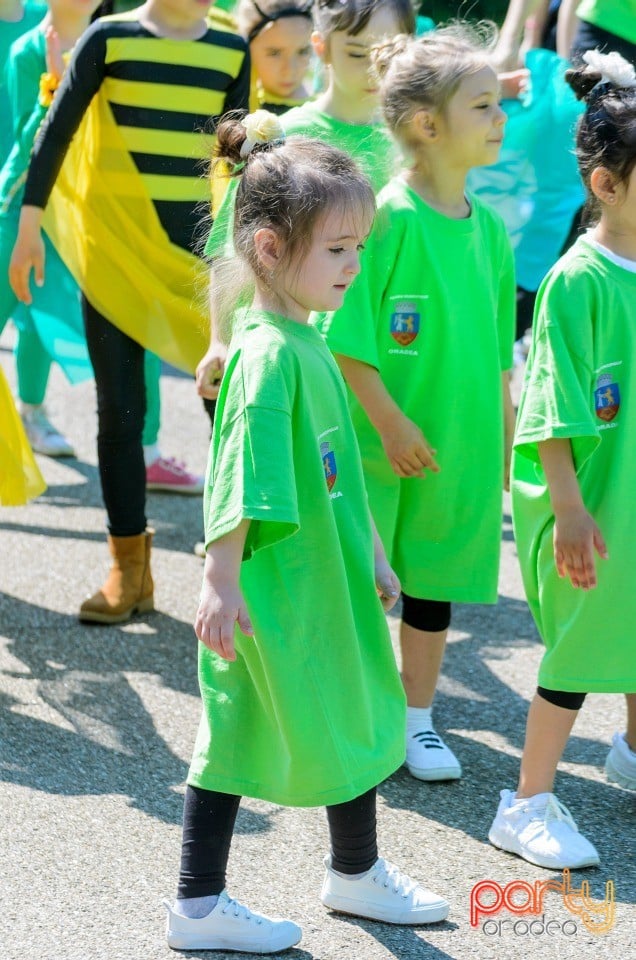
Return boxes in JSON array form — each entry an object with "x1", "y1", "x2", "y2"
[
  {"x1": 0, "y1": 366, "x2": 46, "y2": 505},
  {"x1": 43, "y1": 89, "x2": 209, "y2": 375}
]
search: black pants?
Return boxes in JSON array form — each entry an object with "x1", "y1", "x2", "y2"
[
  {"x1": 177, "y1": 785, "x2": 378, "y2": 899},
  {"x1": 83, "y1": 297, "x2": 147, "y2": 537},
  {"x1": 83, "y1": 297, "x2": 215, "y2": 537}
]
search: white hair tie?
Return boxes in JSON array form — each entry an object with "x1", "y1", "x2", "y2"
[
  {"x1": 239, "y1": 110, "x2": 286, "y2": 159},
  {"x1": 582, "y1": 49, "x2": 636, "y2": 90}
]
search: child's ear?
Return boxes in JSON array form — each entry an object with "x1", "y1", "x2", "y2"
[
  {"x1": 254, "y1": 227, "x2": 282, "y2": 272},
  {"x1": 411, "y1": 108, "x2": 439, "y2": 142},
  {"x1": 590, "y1": 165, "x2": 621, "y2": 206},
  {"x1": 312, "y1": 30, "x2": 328, "y2": 63}
]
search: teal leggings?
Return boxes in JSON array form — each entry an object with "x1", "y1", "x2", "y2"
[{"x1": 15, "y1": 329, "x2": 162, "y2": 448}]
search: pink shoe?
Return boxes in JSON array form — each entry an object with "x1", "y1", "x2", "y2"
[{"x1": 146, "y1": 456, "x2": 204, "y2": 495}]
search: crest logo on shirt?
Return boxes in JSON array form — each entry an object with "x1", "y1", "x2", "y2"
[
  {"x1": 390, "y1": 300, "x2": 420, "y2": 346},
  {"x1": 321, "y1": 441, "x2": 337, "y2": 491},
  {"x1": 594, "y1": 373, "x2": 620, "y2": 422}
]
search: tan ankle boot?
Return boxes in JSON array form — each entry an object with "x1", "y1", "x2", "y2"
[{"x1": 79, "y1": 530, "x2": 154, "y2": 624}]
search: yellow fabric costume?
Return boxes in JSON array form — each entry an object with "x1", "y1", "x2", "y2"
[{"x1": 0, "y1": 365, "x2": 45, "y2": 504}]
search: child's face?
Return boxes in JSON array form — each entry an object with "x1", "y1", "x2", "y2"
[
  {"x1": 282, "y1": 206, "x2": 372, "y2": 318},
  {"x1": 315, "y1": 7, "x2": 401, "y2": 109},
  {"x1": 432, "y1": 65, "x2": 506, "y2": 169},
  {"x1": 250, "y1": 17, "x2": 312, "y2": 99}
]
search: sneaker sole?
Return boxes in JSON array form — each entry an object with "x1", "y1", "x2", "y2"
[
  {"x1": 321, "y1": 894, "x2": 449, "y2": 925},
  {"x1": 605, "y1": 757, "x2": 636, "y2": 791},
  {"x1": 167, "y1": 928, "x2": 302, "y2": 952},
  {"x1": 32, "y1": 446, "x2": 75, "y2": 458},
  {"x1": 78, "y1": 596, "x2": 155, "y2": 625},
  {"x1": 406, "y1": 763, "x2": 461, "y2": 782},
  {"x1": 146, "y1": 483, "x2": 203, "y2": 495},
  {"x1": 488, "y1": 827, "x2": 600, "y2": 870}
]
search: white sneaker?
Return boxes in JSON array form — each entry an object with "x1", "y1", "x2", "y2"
[
  {"x1": 164, "y1": 890, "x2": 302, "y2": 952},
  {"x1": 21, "y1": 404, "x2": 74, "y2": 458},
  {"x1": 321, "y1": 856, "x2": 449, "y2": 924},
  {"x1": 406, "y1": 721, "x2": 461, "y2": 781},
  {"x1": 488, "y1": 789, "x2": 600, "y2": 870},
  {"x1": 605, "y1": 732, "x2": 636, "y2": 790}
]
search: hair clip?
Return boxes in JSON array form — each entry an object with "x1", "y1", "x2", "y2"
[
  {"x1": 582, "y1": 49, "x2": 636, "y2": 91},
  {"x1": 240, "y1": 110, "x2": 286, "y2": 158}
]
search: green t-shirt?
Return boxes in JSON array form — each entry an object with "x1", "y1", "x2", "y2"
[
  {"x1": 576, "y1": 0, "x2": 636, "y2": 44},
  {"x1": 204, "y1": 100, "x2": 397, "y2": 261},
  {"x1": 0, "y1": 1, "x2": 45, "y2": 167},
  {"x1": 320, "y1": 177, "x2": 515, "y2": 603},
  {"x1": 512, "y1": 237, "x2": 636, "y2": 693},
  {"x1": 188, "y1": 308, "x2": 406, "y2": 806},
  {"x1": 0, "y1": 25, "x2": 47, "y2": 211}
]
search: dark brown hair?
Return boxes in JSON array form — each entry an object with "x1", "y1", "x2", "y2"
[
  {"x1": 565, "y1": 59, "x2": 636, "y2": 221},
  {"x1": 313, "y1": 0, "x2": 415, "y2": 40}
]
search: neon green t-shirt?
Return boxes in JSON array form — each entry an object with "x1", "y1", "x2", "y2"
[
  {"x1": 512, "y1": 238, "x2": 636, "y2": 693},
  {"x1": 188, "y1": 308, "x2": 406, "y2": 806},
  {"x1": 0, "y1": 0, "x2": 46, "y2": 166},
  {"x1": 320, "y1": 177, "x2": 515, "y2": 603},
  {"x1": 576, "y1": 0, "x2": 636, "y2": 45},
  {"x1": 204, "y1": 100, "x2": 397, "y2": 261}
]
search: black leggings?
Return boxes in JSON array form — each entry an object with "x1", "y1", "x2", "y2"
[
  {"x1": 402, "y1": 594, "x2": 451, "y2": 633},
  {"x1": 83, "y1": 296, "x2": 147, "y2": 537},
  {"x1": 177, "y1": 785, "x2": 378, "y2": 899},
  {"x1": 83, "y1": 297, "x2": 215, "y2": 536},
  {"x1": 537, "y1": 687, "x2": 587, "y2": 711}
]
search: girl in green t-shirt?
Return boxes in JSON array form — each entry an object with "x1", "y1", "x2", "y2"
[
  {"x1": 165, "y1": 113, "x2": 450, "y2": 953},
  {"x1": 489, "y1": 52, "x2": 636, "y2": 871},
  {"x1": 323, "y1": 26, "x2": 515, "y2": 784},
  {"x1": 196, "y1": 0, "x2": 414, "y2": 399}
]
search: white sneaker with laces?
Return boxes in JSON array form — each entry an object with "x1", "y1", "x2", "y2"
[
  {"x1": 164, "y1": 890, "x2": 302, "y2": 952},
  {"x1": 321, "y1": 856, "x2": 449, "y2": 924},
  {"x1": 605, "y1": 732, "x2": 636, "y2": 790},
  {"x1": 488, "y1": 789, "x2": 600, "y2": 869},
  {"x1": 405, "y1": 709, "x2": 461, "y2": 781},
  {"x1": 21, "y1": 404, "x2": 74, "y2": 457}
]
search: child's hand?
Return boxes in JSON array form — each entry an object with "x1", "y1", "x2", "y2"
[
  {"x1": 196, "y1": 340, "x2": 227, "y2": 400},
  {"x1": 45, "y1": 26, "x2": 65, "y2": 83},
  {"x1": 498, "y1": 69, "x2": 530, "y2": 100},
  {"x1": 553, "y1": 506, "x2": 608, "y2": 590},
  {"x1": 194, "y1": 578, "x2": 253, "y2": 661},
  {"x1": 375, "y1": 557, "x2": 401, "y2": 612},
  {"x1": 10, "y1": 209, "x2": 45, "y2": 304},
  {"x1": 380, "y1": 414, "x2": 440, "y2": 478}
]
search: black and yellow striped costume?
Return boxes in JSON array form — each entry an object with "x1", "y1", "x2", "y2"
[{"x1": 23, "y1": 11, "x2": 250, "y2": 371}]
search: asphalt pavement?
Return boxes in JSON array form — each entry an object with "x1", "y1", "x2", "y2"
[{"x1": 0, "y1": 328, "x2": 634, "y2": 960}]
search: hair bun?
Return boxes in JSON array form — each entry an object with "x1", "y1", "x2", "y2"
[
  {"x1": 564, "y1": 66, "x2": 602, "y2": 101},
  {"x1": 371, "y1": 33, "x2": 412, "y2": 79}
]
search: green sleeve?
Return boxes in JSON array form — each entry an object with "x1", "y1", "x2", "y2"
[
  {"x1": 2, "y1": 34, "x2": 47, "y2": 195},
  {"x1": 205, "y1": 176, "x2": 239, "y2": 260},
  {"x1": 514, "y1": 265, "x2": 600, "y2": 472},
  {"x1": 321, "y1": 205, "x2": 398, "y2": 369},
  {"x1": 204, "y1": 336, "x2": 300, "y2": 556},
  {"x1": 496, "y1": 221, "x2": 516, "y2": 371}
]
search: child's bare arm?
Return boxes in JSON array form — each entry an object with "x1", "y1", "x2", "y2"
[
  {"x1": 335, "y1": 354, "x2": 439, "y2": 479},
  {"x1": 538, "y1": 438, "x2": 608, "y2": 590},
  {"x1": 195, "y1": 519, "x2": 254, "y2": 660},
  {"x1": 10, "y1": 206, "x2": 45, "y2": 304},
  {"x1": 370, "y1": 518, "x2": 400, "y2": 612},
  {"x1": 195, "y1": 264, "x2": 228, "y2": 400}
]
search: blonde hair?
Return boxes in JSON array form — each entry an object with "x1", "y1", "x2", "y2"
[{"x1": 372, "y1": 22, "x2": 497, "y2": 143}]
